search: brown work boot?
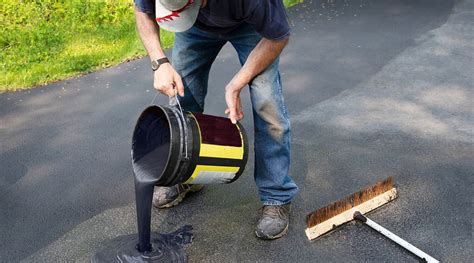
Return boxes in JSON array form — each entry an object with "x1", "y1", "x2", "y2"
[
  {"x1": 255, "y1": 204, "x2": 291, "y2": 240},
  {"x1": 152, "y1": 184, "x2": 204, "y2": 208}
]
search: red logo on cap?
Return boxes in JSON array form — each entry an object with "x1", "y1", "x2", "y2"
[{"x1": 156, "y1": 0, "x2": 195, "y2": 22}]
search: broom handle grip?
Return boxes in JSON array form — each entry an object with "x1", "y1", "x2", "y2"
[{"x1": 361, "y1": 215, "x2": 439, "y2": 263}]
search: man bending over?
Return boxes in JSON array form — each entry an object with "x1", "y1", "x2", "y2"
[{"x1": 134, "y1": 0, "x2": 299, "y2": 240}]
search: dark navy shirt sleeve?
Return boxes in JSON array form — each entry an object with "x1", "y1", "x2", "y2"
[
  {"x1": 134, "y1": 0, "x2": 155, "y2": 16},
  {"x1": 246, "y1": 0, "x2": 291, "y2": 40}
]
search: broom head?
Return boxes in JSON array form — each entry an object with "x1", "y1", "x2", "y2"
[{"x1": 305, "y1": 177, "x2": 397, "y2": 240}]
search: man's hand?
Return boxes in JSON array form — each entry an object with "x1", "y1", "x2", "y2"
[
  {"x1": 224, "y1": 37, "x2": 288, "y2": 124},
  {"x1": 154, "y1": 63, "x2": 185, "y2": 97},
  {"x1": 225, "y1": 84, "x2": 244, "y2": 124}
]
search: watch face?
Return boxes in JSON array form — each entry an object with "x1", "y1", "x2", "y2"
[{"x1": 151, "y1": 60, "x2": 159, "y2": 71}]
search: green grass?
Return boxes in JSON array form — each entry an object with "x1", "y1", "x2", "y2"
[
  {"x1": 284, "y1": 0, "x2": 304, "y2": 6},
  {"x1": 1, "y1": 0, "x2": 302, "y2": 93}
]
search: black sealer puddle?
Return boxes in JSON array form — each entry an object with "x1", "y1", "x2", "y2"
[
  {"x1": 92, "y1": 225, "x2": 193, "y2": 263},
  {"x1": 93, "y1": 110, "x2": 192, "y2": 262}
]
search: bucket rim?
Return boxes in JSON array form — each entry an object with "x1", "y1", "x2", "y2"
[{"x1": 131, "y1": 105, "x2": 174, "y2": 183}]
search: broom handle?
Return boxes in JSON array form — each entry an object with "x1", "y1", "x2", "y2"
[{"x1": 354, "y1": 212, "x2": 439, "y2": 263}]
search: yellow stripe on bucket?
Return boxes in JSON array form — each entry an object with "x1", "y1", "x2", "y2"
[
  {"x1": 200, "y1": 144, "x2": 244, "y2": 159},
  {"x1": 185, "y1": 165, "x2": 240, "y2": 184},
  {"x1": 190, "y1": 113, "x2": 245, "y2": 160}
]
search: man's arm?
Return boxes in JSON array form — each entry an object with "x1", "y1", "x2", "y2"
[
  {"x1": 134, "y1": 7, "x2": 184, "y2": 97},
  {"x1": 225, "y1": 37, "x2": 289, "y2": 123}
]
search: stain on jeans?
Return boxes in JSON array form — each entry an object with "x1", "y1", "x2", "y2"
[{"x1": 258, "y1": 101, "x2": 286, "y2": 141}]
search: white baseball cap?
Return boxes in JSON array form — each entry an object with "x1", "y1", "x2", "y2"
[{"x1": 155, "y1": 0, "x2": 202, "y2": 32}]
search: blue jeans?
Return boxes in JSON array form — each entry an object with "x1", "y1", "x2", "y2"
[{"x1": 172, "y1": 23, "x2": 298, "y2": 205}]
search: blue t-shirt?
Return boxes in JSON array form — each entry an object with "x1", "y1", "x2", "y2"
[{"x1": 134, "y1": 0, "x2": 290, "y2": 40}]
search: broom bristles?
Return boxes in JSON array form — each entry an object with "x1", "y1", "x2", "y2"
[{"x1": 306, "y1": 177, "x2": 394, "y2": 228}]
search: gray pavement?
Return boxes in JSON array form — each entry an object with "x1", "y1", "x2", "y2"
[{"x1": 1, "y1": 0, "x2": 473, "y2": 262}]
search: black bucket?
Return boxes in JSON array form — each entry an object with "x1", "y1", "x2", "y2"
[{"x1": 131, "y1": 104, "x2": 248, "y2": 187}]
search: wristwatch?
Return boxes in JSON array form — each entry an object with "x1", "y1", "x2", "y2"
[{"x1": 151, "y1": 57, "x2": 170, "y2": 71}]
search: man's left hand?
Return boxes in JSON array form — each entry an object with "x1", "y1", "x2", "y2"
[{"x1": 225, "y1": 84, "x2": 244, "y2": 124}]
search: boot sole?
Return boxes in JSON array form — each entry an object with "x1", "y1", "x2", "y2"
[
  {"x1": 255, "y1": 223, "x2": 289, "y2": 240},
  {"x1": 156, "y1": 185, "x2": 204, "y2": 209}
]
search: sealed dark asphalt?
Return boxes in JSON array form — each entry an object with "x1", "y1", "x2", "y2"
[{"x1": 1, "y1": 0, "x2": 473, "y2": 262}]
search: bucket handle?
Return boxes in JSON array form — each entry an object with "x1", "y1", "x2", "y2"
[
  {"x1": 170, "y1": 92, "x2": 190, "y2": 160},
  {"x1": 150, "y1": 88, "x2": 190, "y2": 160}
]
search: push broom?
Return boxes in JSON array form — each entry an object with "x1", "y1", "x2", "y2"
[{"x1": 305, "y1": 177, "x2": 439, "y2": 263}]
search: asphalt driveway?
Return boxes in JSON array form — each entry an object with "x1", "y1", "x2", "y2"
[{"x1": 1, "y1": 0, "x2": 472, "y2": 262}]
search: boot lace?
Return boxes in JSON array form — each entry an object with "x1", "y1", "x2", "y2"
[{"x1": 261, "y1": 205, "x2": 288, "y2": 220}]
